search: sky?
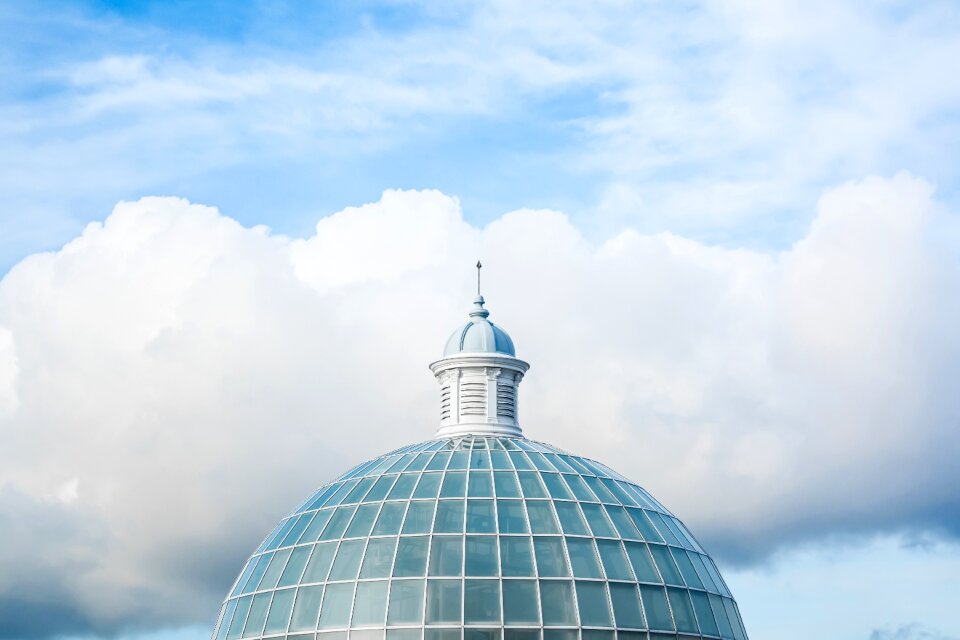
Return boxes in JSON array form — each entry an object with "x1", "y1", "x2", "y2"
[{"x1": 0, "y1": 1, "x2": 959, "y2": 639}]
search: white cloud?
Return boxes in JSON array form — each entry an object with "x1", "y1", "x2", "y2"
[{"x1": 0, "y1": 176, "x2": 959, "y2": 636}]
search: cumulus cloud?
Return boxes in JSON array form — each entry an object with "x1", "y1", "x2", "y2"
[{"x1": 0, "y1": 175, "x2": 959, "y2": 636}]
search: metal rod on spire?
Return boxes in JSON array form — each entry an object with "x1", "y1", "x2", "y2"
[{"x1": 476, "y1": 260, "x2": 482, "y2": 296}]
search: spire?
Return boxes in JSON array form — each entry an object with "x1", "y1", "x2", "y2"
[{"x1": 430, "y1": 276, "x2": 530, "y2": 438}]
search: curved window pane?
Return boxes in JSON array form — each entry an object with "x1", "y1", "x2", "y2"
[
  {"x1": 364, "y1": 476, "x2": 396, "y2": 503},
  {"x1": 649, "y1": 544, "x2": 683, "y2": 585},
  {"x1": 667, "y1": 588, "x2": 698, "y2": 633},
  {"x1": 534, "y1": 537, "x2": 570, "y2": 577},
  {"x1": 328, "y1": 539, "x2": 365, "y2": 581},
  {"x1": 372, "y1": 503, "x2": 406, "y2": 536},
  {"x1": 465, "y1": 535, "x2": 499, "y2": 576},
  {"x1": 625, "y1": 509, "x2": 664, "y2": 543},
  {"x1": 426, "y1": 579, "x2": 462, "y2": 624},
  {"x1": 264, "y1": 588, "x2": 295, "y2": 634},
  {"x1": 539, "y1": 581, "x2": 576, "y2": 625},
  {"x1": 257, "y1": 548, "x2": 292, "y2": 591},
  {"x1": 393, "y1": 537, "x2": 429, "y2": 577},
  {"x1": 300, "y1": 510, "x2": 334, "y2": 543},
  {"x1": 517, "y1": 472, "x2": 546, "y2": 498},
  {"x1": 320, "y1": 507, "x2": 357, "y2": 541},
  {"x1": 429, "y1": 536, "x2": 463, "y2": 576},
  {"x1": 402, "y1": 502, "x2": 436, "y2": 534},
  {"x1": 604, "y1": 506, "x2": 642, "y2": 540},
  {"x1": 413, "y1": 473, "x2": 442, "y2": 498},
  {"x1": 541, "y1": 474, "x2": 573, "y2": 500},
  {"x1": 526, "y1": 501, "x2": 560, "y2": 534},
  {"x1": 624, "y1": 542, "x2": 661, "y2": 583},
  {"x1": 494, "y1": 472, "x2": 521, "y2": 498},
  {"x1": 671, "y1": 548, "x2": 704, "y2": 589},
  {"x1": 576, "y1": 582, "x2": 612, "y2": 627},
  {"x1": 497, "y1": 500, "x2": 528, "y2": 534},
  {"x1": 710, "y1": 594, "x2": 735, "y2": 638},
  {"x1": 387, "y1": 475, "x2": 418, "y2": 500},
  {"x1": 319, "y1": 583, "x2": 354, "y2": 628},
  {"x1": 289, "y1": 586, "x2": 324, "y2": 632},
  {"x1": 434, "y1": 500, "x2": 465, "y2": 533},
  {"x1": 360, "y1": 538, "x2": 397, "y2": 579},
  {"x1": 352, "y1": 581, "x2": 388, "y2": 626},
  {"x1": 609, "y1": 583, "x2": 644, "y2": 629},
  {"x1": 466, "y1": 500, "x2": 496, "y2": 533},
  {"x1": 639, "y1": 585, "x2": 674, "y2": 631},
  {"x1": 554, "y1": 502, "x2": 589, "y2": 535},
  {"x1": 387, "y1": 580, "x2": 425, "y2": 624},
  {"x1": 468, "y1": 472, "x2": 494, "y2": 497},
  {"x1": 500, "y1": 537, "x2": 535, "y2": 577},
  {"x1": 464, "y1": 580, "x2": 501, "y2": 623},
  {"x1": 580, "y1": 503, "x2": 616, "y2": 538},
  {"x1": 227, "y1": 596, "x2": 252, "y2": 640},
  {"x1": 596, "y1": 540, "x2": 633, "y2": 581},
  {"x1": 440, "y1": 472, "x2": 467, "y2": 498},
  {"x1": 565, "y1": 538, "x2": 603, "y2": 579},
  {"x1": 345, "y1": 504, "x2": 379, "y2": 538},
  {"x1": 502, "y1": 580, "x2": 539, "y2": 624},
  {"x1": 278, "y1": 546, "x2": 312, "y2": 587},
  {"x1": 242, "y1": 593, "x2": 271, "y2": 638},
  {"x1": 690, "y1": 591, "x2": 719, "y2": 636}
]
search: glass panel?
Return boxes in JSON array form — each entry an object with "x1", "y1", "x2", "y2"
[
  {"x1": 344, "y1": 477, "x2": 376, "y2": 504},
  {"x1": 278, "y1": 546, "x2": 312, "y2": 587},
  {"x1": 346, "y1": 504, "x2": 380, "y2": 538},
  {"x1": 440, "y1": 472, "x2": 467, "y2": 498},
  {"x1": 217, "y1": 599, "x2": 239, "y2": 640},
  {"x1": 565, "y1": 538, "x2": 603, "y2": 578},
  {"x1": 264, "y1": 588, "x2": 295, "y2": 634},
  {"x1": 533, "y1": 537, "x2": 570, "y2": 577},
  {"x1": 639, "y1": 585, "x2": 675, "y2": 631},
  {"x1": 497, "y1": 500, "x2": 528, "y2": 534},
  {"x1": 227, "y1": 596, "x2": 252, "y2": 640},
  {"x1": 364, "y1": 476, "x2": 397, "y2": 502},
  {"x1": 542, "y1": 631, "x2": 576, "y2": 640},
  {"x1": 406, "y1": 452, "x2": 433, "y2": 472},
  {"x1": 624, "y1": 542, "x2": 661, "y2": 583},
  {"x1": 281, "y1": 514, "x2": 315, "y2": 547},
  {"x1": 668, "y1": 588, "x2": 698, "y2": 633},
  {"x1": 387, "y1": 579, "x2": 425, "y2": 624},
  {"x1": 649, "y1": 544, "x2": 684, "y2": 585},
  {"x1": 426, "y1": 452, "x2": 451, "y2": 471},
  {"x1": 239, "y1": 554, "x2": 270, "y2": 594},
  {"x1": 319, "y1": 582, "x2": 354, "y2": 628},
  {"x1": 596, "y1": 540, "x2": 633, "y2": 580},
  {"x1": 328, "y1": 539, "x2": 365, "y2": 581},
  {"x1": 388, "y1": 630, "x2": 422, "y2": 640},
  {"x1": 426, "y1": 579, "x2": 462, "y2": 623},
  {"x1": 625, "y1": 509, "x2": 664, "y2": 543},
  {"x1": 582, "y1": 476, "x2": 617, "y2": 503},
  {"x1": 320, "y1": 506, "x2": 357, "y2": 541},
  {"x1": 464, "y1": 579, "x2": 501, "y2": 623},
  {"x1": 690, "y1": 591, "x2": 720, "y2": 637},
  {"x1": 388, "y1": 475, "x2": 418, "y2": 500},
  {"x1": 302, "y1": 543, "x2": 337, "y2": 583},
  {"x1": 465, "y1": 629, "x2": 500, "y2": 640},
  {"x1": 301, "y1": 510, "x2": 334, "y2": 543},
  {"x1": 402, "y1": 501, "x2": 436, "y2": 534},
  {"x1": 544, "y1": 454, "x2": 576, "y2": 473},
  {"x1": 562, "y1": 474, "x2": 597, "y2": 502},
  {"x1": 257, "y1": 548, "x2": 292, "y2": 590},
  {"x1": 604, "y1": 506, "x2": 642, "y2": 540},
  {"x1": 508, "y1": 451, "x2": 533, "y2": 470},
  {"x1": 466, "y1": 500, "x2": 496, "y2": 533},
  {"x1": 470, "y1": 448, "x2": 491, "y2": 469},
  {"x1": 429, "y1": 536, "x2": 463, "y2": 576},
  {"x1": 647, "y1": 511, "x2": 681, "y2": 546},
  {"x1": 393, "y1": 537, "x2": 429, "y2": 577},
  {"x1": 434, "y1": 500, "x2": 465, "y2": 533},
  {"x1": 553, "y1": 502, "x2": 589, "y2": 535},
  {"x1": 468, "y1": 472, "x2": 494, "y2": 497},
  {"x1": 539, "y1": 581, "x2": 576, "y2": 625},
  {"x1": 517, "y1": 472, "x2": 546, "y2": 498},
  {"x1": 671, "y1": 549, "x2": 704, "y2": 589},
  {"x1": 352, "y1": 580, "x2": 389, "y2": 626},
  {"x1": 580, "y1": 503, "x2": 616, "y2": 538},
  {"x1": 494, "y1": 472, "x2": 521, "y2": 497},
  {"x1": 242, "y1": 593, "x2": 271, "y2": 638},
  {"x1": 600, "y1": 478, "x2": 637, "y2": 506},
  {"x1": 490, "y1": 451, "x2": 512, "y2": 470},
  {"x1": 360, "y1": 537, "x2": 397, "y2": 579},
  {"x1": 704, "y1": 558, "x2": 731, "y2": 597},
  {"x1": 500, "y1": 537, "x2": 535, "y2": 577},
  {"x1": 609, "y1": 583, "x2": 644, "y2": 629},
  {"x1": 465, "y1": 535, "x2": 499, "y2": 576},
  {"x1": 289, "y1": 585, "x2": 324, "y2": 631},
  {"x1": 502, "y1": 579, "x2": 539, "y2": 624},
  {"x1": 526, "y1": 501, "x2": 560, "y2": 534},
  {"x1": 526, "y1": 452, "x2": 554, "y2": 471},
  {"x1": 448, "y1": 451, "x2": 469, "y2": 470},
  {"x1": 581, "y1": 631, "x2": 612, "y2": 640},
  {"x1": 576, "y1": 582, "x2": 612, "y2": 626},
  {"x1": 690, "y1": 553, "x2": 719, "y2": 592},
  {"x1": 413, "y1": 473, "x2": 443, "y2": 498},
  {"x1": 425, "y1": 630, "x2": 459, "y2": 640},
  {"x1": 541, "y1": 474, "x2": 573, "y2": 500},
  {"x1": 373, "y1": 503, "x2": 406, "y2": 535},
  {"x1": 724, "y1": 598, "x2": 747, "y2": 640},
  {"x1": 710, "y1": 594, "x2": 734, "y2": 638}
]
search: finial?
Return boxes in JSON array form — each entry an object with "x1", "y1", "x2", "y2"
[{"x1": 476, "y1": 260, "x2": 482, "y2": 296}]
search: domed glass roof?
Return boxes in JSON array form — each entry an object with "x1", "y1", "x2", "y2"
[
  {"x1": 213, "y1": 435, "x2": 748, "y2": 640},
  {"x1": 443, "y1": 297, "x2": 516, "y2": 357}
]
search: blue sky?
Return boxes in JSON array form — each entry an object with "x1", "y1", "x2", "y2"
[{"x1": 1, "y1": 1, "x2": 960, "y2": 640}]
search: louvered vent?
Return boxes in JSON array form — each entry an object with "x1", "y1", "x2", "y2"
[
  {"x1": 460, "y1": 380, "x2": 487, "y2": 415},
  {"x1": 440, "y1": 385, "x2": 452, "y2": 421},
  {"x1": 497, "y1": 380, "x2": 516, "y2": 419}
]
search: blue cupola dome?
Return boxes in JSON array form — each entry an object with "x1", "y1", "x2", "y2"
[{"x1": 443, "y1": 296, "x2": 516, "y2": 357}]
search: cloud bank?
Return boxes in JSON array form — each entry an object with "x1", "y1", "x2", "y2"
[{"x1": 1, "y1": 175, "x2": 959, "y2": 637}]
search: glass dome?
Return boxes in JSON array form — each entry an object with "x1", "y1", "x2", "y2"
[{"x1": 212, "y1": 435, "x2": 748, "y2": 640}]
